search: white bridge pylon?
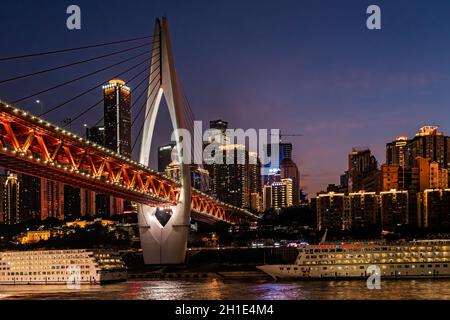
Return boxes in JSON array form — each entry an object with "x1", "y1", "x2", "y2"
[{"x1": 138, "y1": 17, "x2": 192, "y2": 265}]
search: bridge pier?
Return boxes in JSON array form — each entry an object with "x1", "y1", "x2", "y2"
[
  {"x1": 138, "y1": 186, "x2": 190, "y2": 265},
  {"x1": 137, "y1": 17, "x2": 192, "y2": 265}
]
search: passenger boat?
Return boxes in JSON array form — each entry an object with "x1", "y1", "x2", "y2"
[
  {"x1": 258, "y1": 240, "x2": 450, "y2": 280},
  {"x1": 0, "y1": 249, "x2": 127, "y2": 285}
]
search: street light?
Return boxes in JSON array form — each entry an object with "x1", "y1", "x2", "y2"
[{"x1": 35, "y1": 100, "x2": 44, "y2": 115}]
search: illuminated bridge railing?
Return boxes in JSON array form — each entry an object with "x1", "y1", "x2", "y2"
[{"x1": 0, "y1": 101, "x2": 258, "y2": 224}]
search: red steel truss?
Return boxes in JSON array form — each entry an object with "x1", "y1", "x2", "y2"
[{"x1": 0, "y1": 102, "x2": 258, "y2": 224}]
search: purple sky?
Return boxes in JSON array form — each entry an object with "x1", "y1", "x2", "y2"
[{"x1": 1, "y1": 0, "x2": 450, "y2": 195}]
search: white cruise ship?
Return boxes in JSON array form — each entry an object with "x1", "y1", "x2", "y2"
[
  {"x1": 258, "y1": 240, "x2": 450, "y2": 280},
  {"x1": 0, "y1": 249, "x2": 127, "y2": 285}
]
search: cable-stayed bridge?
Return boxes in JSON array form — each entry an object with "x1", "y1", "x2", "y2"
[{"x1": 0, "y1": 17, "x2": 258, "y2": 264}]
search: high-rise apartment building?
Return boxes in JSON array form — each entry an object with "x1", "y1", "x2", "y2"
[
  {"x1": 86, "y1": 126, "x2": 105, "y2": 146},
  {"x1": 64, "y1": 185, "x2": 81, "y2": 220},
  {"x1": 348, "y1": 191, "x2": 379, "y2": 229},
  {"x1": 40, "y1": 179, "x2": 64, "y2": 221},
  {"x1": 204, "y1": 120, "x2": 262, "y2": 209},
  {"x1": 102, "y1": 79, "x2": 132, "y2": 216},
  {"x1": 408, "y1": 126, "x2": 447, "y2": 169},
  {"x1": 21, "y1": 175, "x2": 40, "y2": 221},
  {"x1": 381, "y1": 164, "x2": 418, "y2": 192},
  {"x1": 417, "y1": 189, "x2": 450, "y2": 229},
  {"x1": 317, "y1": 190, "x2": 417, "y2": 232},
  {"x1": 348, "y1": 148, "x2": 380, "y2": 192},
  {"x1": 3, "y1": 173, "x2": 20, "y2": 225},
  {"x1": 165, "y1": 162, "x2": 211, "y2": 193},
  {"x1": 263, "y1": 143, "x2": 300, "y2": 205},
  {"x1": 271, "y1": 181, "x2": 287, "y2": 210},
  {"x1": 103, "y1": 79, "x2": 132, "y2": 157},
  {"x1": 386, "y1": 136, "x2": 409, "y2": 167},
  {"x1": 158, "y1": 144, "x2": 176, "y2": 173},
  {"x1": 317, "y1": 192, "x2": 347, "y2": 231},
  {"x1": 380, "y1": 190, "x2": 409, "y2": 231}
]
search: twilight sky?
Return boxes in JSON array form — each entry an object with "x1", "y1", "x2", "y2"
[{"x1": 1, "y1": 0, "x2": 450, "y2": 196}]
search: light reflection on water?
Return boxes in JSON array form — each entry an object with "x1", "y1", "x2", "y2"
[{"x1": 1, "y1": 279, "x2": 450, "y2": 300}]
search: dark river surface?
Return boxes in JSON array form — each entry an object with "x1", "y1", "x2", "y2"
[{"x1": 1, "y1": 278, "x2": 450, "y2": 300}]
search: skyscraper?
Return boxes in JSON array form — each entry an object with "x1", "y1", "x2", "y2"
[
  {"x1": 262, "y1": 178, "x2": 294, "y2": 211},
  {"x1": 381, "y1": 164, "x2": 418, "y2": 192},
  {"x1": 271, "y1": 181, "x2": 287, "y2": 210},
  {"x1": 64, "y1": 185, "x2": 81, "y2": 220},
  {"x1": 41, "y1": 179, "x2": 64, "y2": 221},
  {"x1": 280, "y1": 158, "x2": 300, "y2": 205},
  {"x1": 3, "y1": 173, "x2": 20, "y2": 225},
  {"x1": 103, "y1": 79, "x2": 132, "y2": 157},
  {"x1": 380, "y1": 190, "x2": 409, "y2": 231},
  {"x1": 317, "y1": 192, "x2": 346, "y2": 231},
  {"x1": 408, "y1": 126, "x2": 446, "y2": 169},
  {"x1": 86, "y1": 126, "x2": 105, "y2": 146},
  {"x1": 102, "y1": 79, "x2": 132, "y2": 215},
  {"x1": 86, "y1": 126, "x2": 106, "y2": 216},
  {"x1": 209, "y1": 119, "x2": 229, "y2": 132},
  {"x1": 348, "y1": 191, "x2": 378, "y2": 229},
  {"x1": 263, "y1": 143, "x2": 300, "y2": 205},
  {"x1": 19, "y1": 174, "x2": 40, "y2": 221},
  {"x1": 158, "y1": 144, "x2": 176, "y2": 172},
  {"x1": 420, "y1": 190, "x2": 450, "y2": 229},
  {"x1": 211, "y1": 144, "x2": 248, "y2": 208},
  {"x1": 248, "y1": 151, "x2": 262, "y2": 204},
  {"x1": 386, "y1": 136, "x2": 409, "y2": 167},
  {"x1": 348, "y1": 148, "x2": 380, "y2": 192}
]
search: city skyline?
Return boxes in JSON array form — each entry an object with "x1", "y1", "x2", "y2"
[
  {"x1": 3, "y1": 1, "x2": 450, "y2": 195},
  {"x1": 3, "y1": 2, "x2": 450, "y2": 305}
]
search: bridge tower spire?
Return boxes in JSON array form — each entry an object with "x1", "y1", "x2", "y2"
[{"x1": 138, "y1": 17, "x2": 192, "y2": 265}]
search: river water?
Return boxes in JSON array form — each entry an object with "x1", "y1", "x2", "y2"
[{"x1": 1, "y1": 278, "x2": 450, "y2": 300}]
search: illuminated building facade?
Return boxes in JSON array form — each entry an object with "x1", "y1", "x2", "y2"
[
  {"x1": 19, "y1": 174, "x2": 40, "y2": 221},
  {"x1": 263, "y1": 143, "x2": 300, "y2": 205},
  {"x1": 158, "y1": 143, "x2": 176, "y2": 173},
  {"x1": 86, "y1": 126, "x2": 105, "y2": 146},
  {"x1": 102, "y1": 79, "x2": 132, "y2": 216},
  {"x1": 271, "y1": 182, "x2": 287, "y2": 210},
  {"x1": 419, "y1": 189, "x2": 450, "y2": 229},
  {"x1": 40, "y1": 179, "x2": 64, "y2": 221},
  {"x1": 316, "y1": 190, "x2": 416, "y2": 231},
  {"x1": 408, "y1": 126, "x2": 446, "y2": 169},
  {"x1": 103, "y1": 79, "x2": 132, "y2": 157},
  {"x1": 380, "y1": 190, "x2": 409, "y2": 230},
  {"x1": 317, "y1": 192, "x2": 346, "y2": 231},
  {"x1": 348, "y1": 191, "x2": 379, "y2": 229},
  {"x1": 348, "y1": 148, "x2": 380, "y2": 192},
  {"x1": 381, "y1": 164, "x2": 418, "y2": 192},
  {"x1": 3, "y1": 173, "x2": 20, "y2": 225},
  {"x1": 165, "y1": 162, "x2": 211, "y2": 193},
  {"x1": 386, "y1": 136, "x2": 409, "y2": 167}
]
